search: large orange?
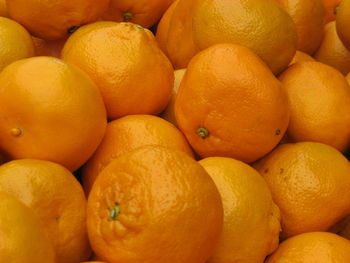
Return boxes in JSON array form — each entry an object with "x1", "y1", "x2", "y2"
[
  {"x1": 336, "y1": 0, "x2": 350, "y2": 50},
  {"x1": 199, "y1": 157, "x2": 281, "y2": 263},
  {"x1": 277, "y1": 0, "x2": 325, "y2": 54},
  {"x1": 0, "y1": 159, "x2": 90, "y2": 263},
  {"x1": 254, "y1": 142, "x2": 350, "y2": 239},
  {"x1": 0, "y1": 17, "x2": 34, "y2": 72},
  {"x1": 0, "y1": 192, "x2": 56, "y2": 263},
  {"x1": 0, "y1": 57, "x2": 107, "y2": 171},
  {"x1": 266, "y1": 232, "x2": 350, "y2": 262},
  {"x1": 32, "y1": 36, "x2": 66, "y2": 58},
  {"x1": 323, "y1": 0, "x2": 341, "y2": 23},
  {"x1": 87, "y1": 146, "x2": 223, "y2": 263},
  {"x1": 279, "y1": 61, "x2": 350, "y2": 152},
  {"x1": 175, "y1": 43, "x2": 289, "y2": 163},
  {"x1": 191, "y1": 0, "x2": 297, "y2": 74},
  {"x1": 102, "y1": 0, "x2": 175, "y2": 28},
  {"x1": 6, "y1": 0, "x2": 110, "y2": 40},
  {"x1": 82, "y1": 114, "x2": 194, "y2": 195},
  {"x1": 314, "y1": 21, "x2": 350, "y2": 75},
  {"x1": 62, "y1": 22, "x2": 173, "y2": 120}
]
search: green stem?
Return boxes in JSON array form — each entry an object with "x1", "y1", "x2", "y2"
[{"x1": 108, "y1": 204, "x2": 120, "y2": 221}]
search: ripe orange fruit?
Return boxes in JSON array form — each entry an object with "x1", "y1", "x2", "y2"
[
  {"x1": 175, "y1": 43, "x2": 289, "y2": 163},
  {"x1": 82, "y1": 114, "x2": 194, "y2": 195},
  {"x1": 0, "y1": 57, "x2": 107, "y2": 172},
  {"x1": 102, "y1": 0, "x2": 175, "y2": 28},
  {"x1": 289, "y1": 50, "x2": 315, "y2": 65},
  {"x1": 62, "y1": 22, "x2": 173, "y2": 120},
  {"x1": 336, "y1": 0, "x2": 350, "y2": 50},
  {"x1": 323, "y1": 0, "x2": 341, "y2": 23},
  {"x1": 254, "y1": 142, "x2": 350, "y2": 239},
  {"x1": 87, "y1": 146, "x2": 223, "y2": 263},
  {"x1": 6, "y1": 0, "x2": 110, "y2": 40},
  {"x1": 279, "y1": 61, "x2": 350, "y2": 152},
  {"x1": 266, "y1": 232, "x2": 350, "y2": 262},
  {"x1": 160, "y1": 68, "x2": 186, "y2": 126},
  {"x1": 0, "y1": 159, "x2": 90, "y2": 263},
  {"x1": 191, "y1": 0, "x2": 297, "y2": 74},
  {"x1": 0, "y1": 192, "x2": 56, "y2": 263},
  {"x1": 199, "y1": 157, "x2": 281, "y2": 263},
  {"x1": 314, "y1": 21, "x2": 350, "y2": 75},
  {"x1": 277, "y1": 0, "x2": 325, "y2": 54},
  {"x1": 0, "y1": 17, "x2": 34, "y2": 72},
  {"x1": 32, "y1": 36, "x2": 66, "y2": 58},
  {"x1": 0, "y1": 0, "x2": 7, "y2": 16}
]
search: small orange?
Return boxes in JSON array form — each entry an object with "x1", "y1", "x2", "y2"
[
  {"x1": 0, "y1": 17, "x2": 34, "y2": 72},
  {"x1": 0, "y1": 57, "x2": 107, "y2": 172},
  {"x1": 254, "y1": 142, "x2": 350, "y2": 239},
  {"x1": 279, "y1": 61, "x2": 350, "y2": 152},
  {"x1": 87, "y1": 145, "x2": 223, "y2": 263},
  {"x1": 336, "y1": 0, "x2": 350, "y2": 50},
  {"x1": 289, "y1": 50, "x2": 315, "y2": 65},
  {"x1": 0, "y1": 192, "x2": 56, "y2": 262},
  {"x1": 175, "y1": 43, "x2": 289, "y2": 163},
  {"x1": 32, "y1": 36, "x2": 66, "y2": 58},
  {"x1": 199, "y1": 157, "x2": 281, "y2": 263},
  {"x1": 82, "y1": 114, "x2": 194, "y2": 195},
  {"x1": 62, "y1": 22, "x2": 173, "y2": 120},
  {"x1": 6, "y1": 0, "x2": 110, "y2": 40},
  {"x1": 0, "y1": 159, "x2": 90, "y2": 263},
  {"x1": 160, "y1": 68, "x2": 186, "y2": 126},
  {"x1": 314, "y1": 21, "x2": 350, "y2": 75},
  {"x1": 323, "y1": 0, "x2": 341, "y2": 23},
  {"x1": 266, "y1": 232, "x2": 350, "y2": 262},
  {"x1": 102, "y1": 0, "x2": 175, "y2": 28}
]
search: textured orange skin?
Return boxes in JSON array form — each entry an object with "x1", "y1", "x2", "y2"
[
  {"x1": 87, "y1": 146, "x2": 223, "y2": 263},
  {"x1": 6, "y1": 0, "x2": 110, "y2": 40},
  {"x1": 336, "y1": 0, "x2": 350, "y2": 50},
  {"x1": 62, "y1": 22, "x2": 173, "y2": 120},
  {"x1": 277, "y1": 0, "x2": 325, "y2": 55},
  {"x1": 314, "y1": 22, "x2": 350, "y2": 75},
  {"x1": 102, "y1": 0, "x2": 174, "y2": 28},
  {"x1": 82, "y1": 114, "x2": 194, "y2": 195},
  {"x1": 0, "y1": 159, "x2": 90, "y2": 263},
  {"x1": 289, "y1": 50, "x2": 315, "y2": 65},
  {"x1": 0, "y1": 57, "x2": 107, "y2": 172},
  {"x1": 254, "y1": 142, "x2": 350, "y2": 239},
  {"x1": 199, "y1": 157, "x2": 281, "y2": 263},
  {"x1": 266, "y1": 232, "x2": 350, "y2": 262},
  {"x1": 0, "y1": 192, "x2": 56, "y2": 263},
  {"x1": 0, "y1": 0, "x2": 7, "y2": 16},
  {"x1": 323, "y1": 0, "x2": 341, "y2": 23},
  {"x1": 175, "y1": 43, "x2": 289, "y2": 163},
  {"x1": 32, "y1": 36, "x2": 66, "y2": 58},
  {"x1": 0, "y1": 17, "x2": 34, "y2": 72},
  {"x1": 279, "y1": 61, "x2": 350, "y2": 152}
]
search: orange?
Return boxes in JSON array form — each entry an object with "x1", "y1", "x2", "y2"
[
  {"x1": 32, "y1": 36, "x2": 66, "y2": 58},
  {"x1": 199, "y1": 157, "x2": 281, "y2": 263},
  {"x1": 289, "y1": 50, "x2": 315, "y2": 65},
  {"x1": 0, "y1": 0, "x2": 7, "y2": 16},
  {"x1": 0, "y1": 159, "x2": 90, "y2": 263},
  {"x1": 0, "y1": 17, "x2": 34, "y2": 72},
  {"x1": 62, "y1": 22, "x2": 173, "y2": 120},
  {"x1": 87, "y1": 145, "x2": 223, "y2": 263},
  {"x1": 6, "y1": 0, "x2": 110, "y2": 40},
  {"x1": 175, "y1": 43, "x2": 289, "y2": 163},
  {"x1": 314, "y1": 21, "x2": 350, "y2": 75},
  {"x1": 277, "y1": 0, "x2": 325, "y2": 54},
  {"x1": 160, "y1": 68, "x2": 186, "y2": 126},
  {"x1": 254, "y1": 142, "x2": 350, "y2": 239},
  {"x1": 323, "y1": 0, "x2": 341, "y2": 23},
  {"x1": 279, "y1": 61, "x2": 350, "y2": 152},
  {"x1": 82, "y1": 114, "x2": 194, "y2": 195},
  {"x1": 0, "y1": 192, "x2": 56, "y2": 263},
  {"x1": 0, "y1": 57, "x2": 107, "y2": 172},
  {"x1": 266, "y1": 232, "x2": 350, "y2": 262},
  {"x1": 336, "y1": 0, "x2": 350, "y2": 50},
  {"x1": 102, "y1": 0, "x2": 175, "y2": 28},
  {"x1": 191, "y1": 0, "x2": 297, "y2": 74}
]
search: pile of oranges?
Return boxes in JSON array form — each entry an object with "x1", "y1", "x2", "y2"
[{"x1": 1, "y1": 0, "x2": 350, "y2": 262}]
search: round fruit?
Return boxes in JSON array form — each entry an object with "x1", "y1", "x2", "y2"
[
  {"x1": 175, "y1": 43, "x2": 289, "y2": 163},
  {"x1": 0, "y1": 56, "x2": 107, "y2": 172},
  {"x1": 254, "y1": 142, "x2": 350, "y2": 238},
  {"x1": 336, "y1": 0, "x2": 350, "y2": 50},
  {"x1": 87, "y1": 145, "x2": 223, "y2": 263},
  {"x1": 199, "y1": 157, "x2": 281, "y2": 263}
]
